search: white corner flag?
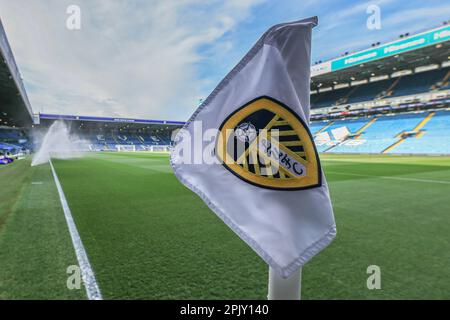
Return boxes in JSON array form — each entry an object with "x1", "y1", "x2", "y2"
[{"x1": 171, "y1": 16, "x2": 336, "y2": 280}]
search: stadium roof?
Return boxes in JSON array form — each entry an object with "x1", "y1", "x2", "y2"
[
  {"x1": 0, "y1": 18, "x2": 34, "y2": 127},
  {"x1": 38, "y1": 113, "x2": 185, "y2": 129},
  {"x1": 311, "y1": 24, "x2": 450, "y2": 90}
]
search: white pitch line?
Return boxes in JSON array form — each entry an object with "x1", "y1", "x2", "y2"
[
  {"x1": 327, "y1": 171, "x2": 450, "y2": 185},
  {"x1": 49, "y1": 159, "x2": 103, "y2": 300}
]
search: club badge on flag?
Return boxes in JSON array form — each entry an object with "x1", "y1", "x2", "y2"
[{"x1": 171, "y1": 16, "x2": 336, "y2": 278}]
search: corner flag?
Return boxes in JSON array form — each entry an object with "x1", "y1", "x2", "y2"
[{"x1": 171, "y1": 16, "x2": 336, "y2": 279}]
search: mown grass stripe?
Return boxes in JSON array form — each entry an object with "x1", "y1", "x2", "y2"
[
  {"x1": 327, "y1": 171, "x2": 450, "y2": 185},
  {"x1": 49, "y1": 160, "x2": 102, "y2": 300}
]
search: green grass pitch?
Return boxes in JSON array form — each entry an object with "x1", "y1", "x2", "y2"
[{"x1": 0, "y1": 152, "x2": 449, "y2": 299}]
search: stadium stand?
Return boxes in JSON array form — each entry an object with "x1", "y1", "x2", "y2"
[
  {"x1": 312, "y1": 109, "x2": 450, "y2": 155},
  {"x1": 389, "y1": 68, "x2": 449, "y2": 97},
  {"x1": 0, "y1": 127, "x2": 30, "y2": 153},
  {"x1": 388, "y1": 110, "x2": 450, "y2": 154},
  {"x1": 1, "y1": 19, "x2": 449, "y2": 156},
  {"x1": 311, "y1": 87, "x2": 353, "y2": 108},
  {"x1": 346, "y1": 79, "x2": 395, "y2": 104},
  {"x1": 325, "y1": 113, "x2": 424, "y2": 153},
  {"x1": 311, "y1": 67, "x2": 449, "y2": 109},
  {"x1": 33, "y1": 113, "x2": 183, "y2": 152},
  {"x1": 0, "y1": 18, "x2": 33, "y2": 158},
  {"x1": 308, "y1": 22, "x2": 450, "y2": 155}
]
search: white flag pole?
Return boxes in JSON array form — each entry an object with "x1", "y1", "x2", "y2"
[{"x1": 267, "y1": 267, "x2": 302, "y2": 300}]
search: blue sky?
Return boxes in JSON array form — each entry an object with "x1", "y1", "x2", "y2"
[{"x1": 0, "y1": 0, "x2": 449, "y2": 121}]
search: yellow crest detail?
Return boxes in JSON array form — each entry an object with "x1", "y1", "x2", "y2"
[{"x1": 216, "y1": 96, "x2": 321, "y2": 190}]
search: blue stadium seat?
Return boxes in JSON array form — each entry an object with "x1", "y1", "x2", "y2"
[
  {"x1": 313, "y1": 112, "x2": 437, "y2": 154},
  {"x1": 388, "y1": 110, "x2": 450, "y2": 154},
  {"x1": 309, "y1": 121, "x2": 329, "y2": 134}
]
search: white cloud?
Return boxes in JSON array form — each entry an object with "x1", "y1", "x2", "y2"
[
  {"x1": 0, "y1": 0, "x2": 263, "y2": 120},
  {"x1": 381, "y1": 4, "x2": 450, "y2": 30}
]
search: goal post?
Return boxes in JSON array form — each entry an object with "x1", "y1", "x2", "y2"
[
  {"x1": 115, "y1": 144, "x2": 171, "y2": 152},
  {"x1": 116, "y1": 144, "x2": 136, "y2": 152},
  {"x1": 149, "y1": 145, "x2": 171, "y2": 153}
]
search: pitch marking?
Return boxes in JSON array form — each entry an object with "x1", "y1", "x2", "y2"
[
  {"x1": 327, "y1": 171, "x2": 450, "y2": 185},
  {"x1": 49, "y1": 159, "x2": 103, "y2": 300}
]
